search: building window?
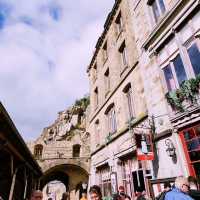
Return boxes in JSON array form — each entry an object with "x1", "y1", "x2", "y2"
[
  {"x1": 97, "y1": 166, "x2": 111, "y2": 197},
  {"x1": 105, "y1": 104, "x2": 117, "y2": 134},
  {"x1": 119, "y1": 41, "x2": 128, "y2": 68},
  {"x1": 104, "y1": 68, "x2": 110, "y2": 97},
  {"x1": 103, "y1": 41, "x2": 108, "y2": 62},
  {"x1": 187, "y1": 43, "x2": 200, "y2": 76},
  {"x1": 73, "y1": 144, "x2": 81, "y2": 157},
  {"x1": 115, "y1": 12, "x2": 123, "y2": 36},
  {"x1": 95, "y1": 120, "x2": 100, "y2": 146},
  {"x1": 92, "y1": 63, "x2": 97, "y2": 83},
  {"x1": 163, "y1": 42, "x2": 200, "y2": 91},
  {"x1": 94, "y1": 87, "x2": 99, "y2": 109},
  {"x1": 148, "y1": 0, "x2": 166, "y2": 23},
  {"x1": 123, "y1": 83, "x2": 135, "y2": 120},
  {"x1": 121, "y1": 159, "x2": 134, "y2": 198},
  {"x1": 34, "y1": 144, "x2": 43, "y2": 159}
]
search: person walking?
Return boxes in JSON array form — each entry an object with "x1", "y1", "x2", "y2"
[
  {"x1": 165, "y1": 176, "x2": 194, "y2": 200},
  {"x1": 89, "y1": 185, "x2": 102, "y2": 200},
  {"x1": 188, "y1": 176, "x2": 200, "y2": 200},
  {"x1": 155, "y1": 182, "x2": 171, "y2": 200}
]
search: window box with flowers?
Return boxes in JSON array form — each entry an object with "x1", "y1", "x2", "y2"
[{"x1": 165, "y1": 75, "x2": 200, "y2": 111}]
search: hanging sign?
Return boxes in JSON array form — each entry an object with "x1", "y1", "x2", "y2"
[{"x1": 135, "y1": 133, "x2": 154, "y2": 160}]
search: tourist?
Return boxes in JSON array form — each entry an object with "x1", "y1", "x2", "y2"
[
  {"x1": 165, "y1": 176, "x2": 194, "y2": 200},
  {"x1": 30, "y1": 190, "x2": 43, "y2": 200},
  {"x1": 89, "y1": 185, "x2": 102, "y2": 200},
  {"x1": 188, "y1": 176, "x2": 200, "y2": 200},
  {"x1": 155, "y1": 182, "x2": 171, "y2": 200},
  {"x1": 113, "y1": 186, "x2": 131, "y2": 200}
]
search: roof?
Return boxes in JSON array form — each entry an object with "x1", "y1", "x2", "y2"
[{"x1": 0, "y1": 102, "x2": 42, "y2": 176}]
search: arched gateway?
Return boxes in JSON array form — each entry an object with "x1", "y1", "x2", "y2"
[{"x1": 40, "y1": 160, "x2": 90, "y2": 200}]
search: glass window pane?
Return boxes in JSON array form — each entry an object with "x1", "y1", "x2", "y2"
[
  {"x1": 189, "y1": 150, "x2": 200, "y2": 161},
  {"x1": 163, "y1": 65, "x2": 176, "y2": 91},
  {"x1": 188, "y1": 43, "x2": 200, "y2": 76},
  {"x1": 183, "y1": 129, "x2": 195, "y2": 140},
  {"x1": 152, "y1": 1, "x2": 160, "y2": 22},
  {"x1": 187, "y1": 138, "x2": 200, "y2": 151},
  {"x1": 173, "y1": 54, "x2": 187, "y2": 85},
  {"x1": 158, "y1": 0, "x2": 166, "y2": 13}
]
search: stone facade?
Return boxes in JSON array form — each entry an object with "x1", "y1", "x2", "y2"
[
  {"x1": 87, "y1": 0, "x2": 200, "y2": 199},
  {"x1": 27, "y1": 97, "x2": 90, "y2": 200}
]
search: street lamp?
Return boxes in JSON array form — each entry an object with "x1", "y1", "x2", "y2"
[{"x1": 165, "y1": 139, "x2": 176, "y2": 157}]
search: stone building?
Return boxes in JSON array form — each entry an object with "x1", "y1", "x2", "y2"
[
  {"x1": 27, "y1": 97, "x2": 90, "y2": 200},
  {"x1": 0, "y1": 102, "x2": 42, "y2": 200},
  {"x1": 87, "y1": 0, "x2": 200, "y2": 199},
  {"x1": 133, "y1": 0, "x2": 200, "y2": 196}
]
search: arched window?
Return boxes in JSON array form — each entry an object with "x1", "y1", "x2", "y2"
[
  {"x1": 34, "y1": 144, "x2": 43, "y2": 159},
  {"x1": 73, "y1": 144, "x2": 81, "y2": 157},
  {"x1": 105, "y1": 103, "x2": 117, "y2": 134}
]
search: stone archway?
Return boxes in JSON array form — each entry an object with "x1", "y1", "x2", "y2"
[{"x1": 40, "y1": 162, "x2": 89, "y2": 200}]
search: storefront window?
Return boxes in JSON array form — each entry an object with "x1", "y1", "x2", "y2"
[
  {"x1": 97, "y1": 166, "x2": 111, "y2": 197},
  {"x1": 121, "y1": 160, "x2": 133, "y2": 198}
]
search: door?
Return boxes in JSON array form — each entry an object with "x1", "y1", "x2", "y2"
[{"x1": 179, "y1": 124, "x2": 200, "y2": 179}]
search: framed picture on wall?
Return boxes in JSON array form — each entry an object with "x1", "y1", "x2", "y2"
[{"x1": 110, "y1": 172, "x2": 118, "y2": 194}]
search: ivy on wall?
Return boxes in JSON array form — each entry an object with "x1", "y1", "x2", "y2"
[{"x1": 165, "y1": 75, "x2": 200, "y2": 111}]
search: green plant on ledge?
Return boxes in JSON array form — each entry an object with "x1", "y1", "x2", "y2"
[{"x1": 165, "y1": 75, "x2": 200, "y2": 111}]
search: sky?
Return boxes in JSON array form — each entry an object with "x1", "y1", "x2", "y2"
[{"x1": 0, "y1": 0, "x2": 115, "y2": 141}]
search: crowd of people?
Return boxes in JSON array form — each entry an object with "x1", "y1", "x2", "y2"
[{"x1": 5, "y1": 175, "x2": 198, "y2": 200}]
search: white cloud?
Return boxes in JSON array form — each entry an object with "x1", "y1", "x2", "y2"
[{"x1": 0, "y1": 0, "x2": 115, "y2": 141}]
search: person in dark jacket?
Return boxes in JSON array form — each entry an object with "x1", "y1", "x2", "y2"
[
  {"x1": 188, "y1": 176, "x2": 200, "y2": 200},
  {"x1": 155, "y1": 182, "x2": 171, "y2": 200}
]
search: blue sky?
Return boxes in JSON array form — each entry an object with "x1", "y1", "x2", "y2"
[{"x1": 0, "y1": 0, "x2": 114, "y2": 141}]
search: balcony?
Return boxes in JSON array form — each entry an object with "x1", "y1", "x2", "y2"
[{"x1": 165, "y1": 76, "x2": 200, "y2": 124}]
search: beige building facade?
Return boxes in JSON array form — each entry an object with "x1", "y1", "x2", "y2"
[{"x1": 87, "y1": 0, "x2": 200, "y2": 199}]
